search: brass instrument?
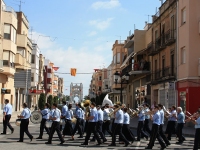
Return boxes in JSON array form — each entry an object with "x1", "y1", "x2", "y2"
[
  {"x1": 81, "y1": 100, "x2": 91, "y2": 119},
  {"x1": 71, "y1": 117, "x2": 77, "y2": 124},
  {"x1": 163, "y1": 106, "x2": 170, "y2": 118},
  {"x1": 128, "y1": 108, "x2": 139, "y2": 118}
]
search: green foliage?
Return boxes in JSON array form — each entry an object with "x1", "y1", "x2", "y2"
[
  {"x1": 53, "y1": 96, "x2": 59, "y2": 104},
  {"x1": 47, "y1": 95, "x2": 53, "y2": 108},
  {"x1": 38, "y1": 93, "x2": 46, "y2": 110},
  {"x1": 66, "y1": 95, "x2": 70, "y2": 101}
]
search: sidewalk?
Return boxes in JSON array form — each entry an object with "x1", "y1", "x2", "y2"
[{"x1": 129, "y1": 117, "x2": 195, "y2": 137}]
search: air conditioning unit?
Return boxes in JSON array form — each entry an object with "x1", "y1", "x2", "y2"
[{"x1": 198, "y1": 58, "x2": 200, "y2": 76}]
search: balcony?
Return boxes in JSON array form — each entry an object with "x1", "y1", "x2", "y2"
[
  {"x1": 146, "y1": 42, "x2": 158, "y2": 56},
  {"x1": 0, "y1": 60, "x2": 3, "y2": 72},
  {"x1": 15, "y1": 53, "x2": 25, "y2": 66},
  {"x1": 156, "y1": 35, "x2": 166, "y2": 52},
  {"x1": 165, "y1": 30, "x2": 176, "y2": 46},
  {"x1": 122, "y1": 61, "x2": 150, "y2": 76},
  {"x1": 17, "y1": 34, "x2": 27, "y2": 48},
  {"x1": 3, "y1": 66, "x2": 15, "y2": 75}
]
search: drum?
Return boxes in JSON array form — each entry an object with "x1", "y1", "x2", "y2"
[
  {"x1": 45, "y1": 120, "x2": 53, "y2": 128},
  {"x1": 30, "y1": 111, "x2": 42, "y2": 124},
  {"x1": 60, "y1": 119, "x2": 65, "y2": 126},
  {"x1": 15, "y1": 119, "x2": 21, "y2": 126}
]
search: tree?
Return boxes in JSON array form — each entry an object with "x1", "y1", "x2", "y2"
[
  {"x1": 53, "y1": 96, "x2": 59, "y2": 104},
  {"x1": 47, "y1": 95, "x2": 53, "y2": 108},
  {"x1": 38, "y1": 93, "x2": 46, "y2": 110},
  {"x1": 66, "y1": 95, "x2": 70, "y2": 101}
]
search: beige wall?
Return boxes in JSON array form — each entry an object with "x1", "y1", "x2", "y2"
[{"x1": 134, "y1": 30, "x2": 146, "y2": 53}]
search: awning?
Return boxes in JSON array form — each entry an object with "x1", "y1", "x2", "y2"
[
  {"x1": 124, "y1": 40, "x2": 134, "y2": 48},
  {"x1": 120, "y1": 51, "x2": 135, "y2": 68}
]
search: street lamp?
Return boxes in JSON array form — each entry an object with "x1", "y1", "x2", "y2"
[{"x1": 114, "y1": 71, "x2": 130, "y2": 103}]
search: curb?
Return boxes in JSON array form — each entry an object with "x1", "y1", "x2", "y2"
[{"x1": 130, "y1": 126, "x2": 195, "y2": 137}]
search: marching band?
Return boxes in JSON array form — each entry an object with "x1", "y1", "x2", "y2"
[{"x1": 1, "y1": 98, "x2": 200, "y2": 150}]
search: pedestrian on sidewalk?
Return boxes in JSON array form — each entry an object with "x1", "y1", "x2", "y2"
[
  {"x1": 1, "y1": 99, "x2": 14, "y2": 135},
  {"x1": 17, "y1": 103, "x2": 33, "y2": 142}
]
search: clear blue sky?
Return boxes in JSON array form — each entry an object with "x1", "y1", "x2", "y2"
[{"x1": 5, "y1": 0, "x2": 162, "y2": 100}]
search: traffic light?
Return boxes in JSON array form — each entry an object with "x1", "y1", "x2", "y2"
[{"x1": 70, "y1": 68, "x2": 77, "y2": 76}]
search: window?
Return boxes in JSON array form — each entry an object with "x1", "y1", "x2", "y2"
[
  {"x1": 113, "y1": 55, "x2": 116, "y2": 64},
  {"x1": 99, "y1": 76, "x2": 102, "y2": 81},
  {"x1": 31, "y1": 54, "x2": 35, "y2": 64},
  {"x1": 4, "y1": 24, "x2": 16, "y2": 43},
  {"x1": 99, "y1": 86, "x2": 101, "y2": 91},
  {"x1": 117, "y1": 53, "x2": 120, "y2": 64},
  {"x1": 17, "y1": 48, "x2": 25, "y2": 57},
  {"x1": 3, "y1": 51, "x2": 15, "y2": 67},
  {"x1": 31, "y1": 73, "x2": 34, "y2": 82},
  {"x1": 181, "y1": 8, "x2": 186, "y2": 24},
  {"x1": 181, "y1": 47, "x2": 186, "y2": 64}
]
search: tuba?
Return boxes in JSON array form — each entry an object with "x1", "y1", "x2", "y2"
[
  {"x1": 71, "y1": 117, "x2": 77, "y2": 124},
  {"x1": 81, "y1": 100, "x2": 91, "y2": 118},
  {"x1": 102, "y1": 94, "x2": 113, "y2": 107},
  {"x1": 30, "y1": 111, "x2": 43, "y2": 124}
]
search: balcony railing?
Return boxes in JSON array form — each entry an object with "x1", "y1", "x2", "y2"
[
  {"x1": 121, "y1": 61, "x2": 150, "y2": 76},
  {"x1": 146, "y1": 42, "x2": 158, "y2": 56},
  {"x1": 152, "y1": 67, "x2": 176, "y2": 82},
  {"x1": 165, "y1": 30, "x2": 176, "y2": 46},
  {"x1": 2, "y1": 6, "x2": 17, "y2": 18}
]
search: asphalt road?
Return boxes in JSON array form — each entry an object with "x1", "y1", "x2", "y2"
[{"x1": 0, "y1": 122, "x2": 196, "y2": 150}]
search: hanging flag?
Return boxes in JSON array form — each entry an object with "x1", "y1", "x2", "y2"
[
  {"x1": 53, "y1": 67, "x2": 59, "y2": 71},
  {"x1": 70, "y1": 68, "x2": 77, "y2": 76}
]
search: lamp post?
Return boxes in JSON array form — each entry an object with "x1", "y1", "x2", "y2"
[{"x1": 114, "y1": 71, "x2": 130, "y2": 104}]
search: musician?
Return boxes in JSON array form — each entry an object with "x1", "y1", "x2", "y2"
[
  {"x1": 145, "y1": 105, "x2": 166, "y2": 150},
  {"x1": 175, "y1": 107, "x2": 185, "y2": 144},
  {"x1": 120, "y1": 107, "x2": 135, "y2": 144},
  {"x1": 36, "y1": 103, "x2": 50, "y2": 139},
  {"x1": 188, "y1": 111, "x2": 200, "y2": 150},
  {"x1": 158, "y1": 104, "x2": 171, "y2": 146},
  {"x1": 45, "y1": 103, "x2": 64, "y2": 144},
  {"x1": 143, "y1": 103, "x2": 151, "y2": 136},
  {"x1": 102, "y1": 104, "x2": 112, "y2": 136},
  {"x1": 136, "y1": 105, "x2": 148, "y2": 141},
  {"x1": 80, "y1": 106, "x2": 85, "y2": 135},
  {"x1": 91, "y1": 105, "x2": 107, "y2": 142},
  {"x1": 72, "y1": 103, "x2": 83, "y2": 138},
  {"x1": 60, "y1": 101, "x2": 68, "y2": 131},
  {"x1": 108, "y1": 105, "x2": 129, "y2": 147},
  {"x1": 166, "y1": 106, "x2": 177, "y2": 140},
  {"x1": 63, "y1": 104, "x2": 74, "y2": 140},
  {"x1": 81, "y1": 102, "x2": 102, "y2": 146},
  {"x1": 17, "y1": 103, "x2": 33, "y2": 142},
  {"x1": 2, "y1": 99, "x2": 14, "y2": 134}
]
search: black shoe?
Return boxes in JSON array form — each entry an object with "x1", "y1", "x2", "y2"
[
  {"x1": 17, "y1": 140, "x2": 23, "y2": 142},
  {"x1": 182, "y1": 138, "x2": 186, "y2": 141},
  {"x1": 60, "y1": 141, "x2": 65, "y2": 144},
  {"x1": 108, "y1": 144, "x2": 116, "y2": 146},
  {"x1": 11, "y1": 129, "x2": 14, "y2": 134},
  {"x1": 30, "y1": 136, "x2": 33, "y2": 142},
  {"x1": 145, "y1": 147, "x2": 152, "y2": 149},
  {"x1": 160, "y1": 146, "x2": 166, "y2": 150},
  {"x1": 124, "y1": 143, "x2": 130, "y2": 147},
  {"x1": 78, "y1": 136, "x2": 83, "y2": 138},
  {"x1": 166, "y1": 143, "x2": 171, "y2": 147},
  {"x1": 176, "y1": 141, "x2": 183, "y2": 144},
  {"x1": 96, "y1": 142, "x2": 102, "y2": 146},
  {"x1": 81, "y1": 143, "x2": 89, "y2": 146},
  {"x1": 136, "y1": 139, "x2": 140, "y2": 141},
  {"x1": 145, "y1": 137, "x2": 149, "y2": 141},
  {"x1": 131, "y1": 140, "x2": 135, "y2": 144},
  {"x1": 103, "y1": 139, "x2": 107, "y2": 143},
  {"x1": 90, "y1": 139, "x2": 95, "y2": 142},
  {"x1": 36, "y1": 137, "x2": 42, "y2": 139},
  {"x1": 45, "y1": 142, "x2": 52, "y2": 144},
  {"x1": 1, "y1": 133, "x2": 6, "y2": 135}
]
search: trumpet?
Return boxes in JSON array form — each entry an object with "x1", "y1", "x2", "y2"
[
  {"x1": 128, "y1": 108, "x2": 138, "y2": 118},
  {"x1": 185, "y1": 111, "x2": 197, "y2": 121}
]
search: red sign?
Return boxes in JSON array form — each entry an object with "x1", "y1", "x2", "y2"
[{"x1": 29, "y1": 89, "x2": 44, "y2": 94}]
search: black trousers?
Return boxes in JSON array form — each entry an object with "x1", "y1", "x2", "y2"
[
  {"x1": 48, "y1": 121, "x2": 64, "y2": 143},
  {"x1": 167, "y1": 121, "x2": 176, "y2": 140},
  {"x1": 3, "y1": 115, "x2": 13, "y2": 133},
  {"x1": 159, "y1": 124, "x2": 170, "y2": 145},
  {"x1": 39, "y1": 118, "x2": 50, "y2": 137},
  {"x1": 73, "y1": 118, "x2": 83, "y2": 136},
  {"x1": 92, "y1": 121, "x2": 106, "y2": 141},
  {"x1": 137, "y1": 121, "x2": 148, "y2": 140},
  {"x1": 84, "y1": 122, "x2": 101, "y2": 144},
  {"x1": 81, "y1": 119, "x2": 85, "y2": 134},
  {"x1": 20, "y1": 119, "x2": 33, "y2": 141},
  {"x1": 112, "y1": 123, "x2": 129, "y2": 145},
  {"x1": 63, "y1": 120, "x2": 73, "y2": 136},
  {"x1": 143, "y1": 119, "x2": 151, "y2": 135},
  {"x1": 147, "y1": 124, "x2": 165, "y2": 148},
  {"x1": 102, "y1": 120, "x2": 112, "y2": 136},
  {"x1": 193, "y1": 128, "x2": 200, "y2": 150},
  {"x1": 119, "y1": 124, "x2": 135, "y2": 142},
  {"x1": 176, "y1": 123, "x2": 185, "y2": 142}
]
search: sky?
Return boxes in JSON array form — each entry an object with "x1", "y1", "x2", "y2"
[{"x1": 5, "y1": 0, "x2": 162, "y2": 100}]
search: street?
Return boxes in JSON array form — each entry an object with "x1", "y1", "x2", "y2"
[{"x1": 0, "y1": 122, "x2": 195, "y2": 150}]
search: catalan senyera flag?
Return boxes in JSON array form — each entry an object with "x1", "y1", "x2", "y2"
[{"x1": 70, "y1": 68, "x2": 77, "y2": 76}]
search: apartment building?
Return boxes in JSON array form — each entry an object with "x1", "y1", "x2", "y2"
[
  {"x1": 53, "y1": 75, "x2": 58, "y2": 96},
  {"x1": 58, "y1": 77, "x2": 64, "y2": 99},
  {"x1": 0, "y1": 1, "x2": 17, "y2": 112},
  {"x1": 176, "y1": 0, "x2": 200, "y2": 113}
]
